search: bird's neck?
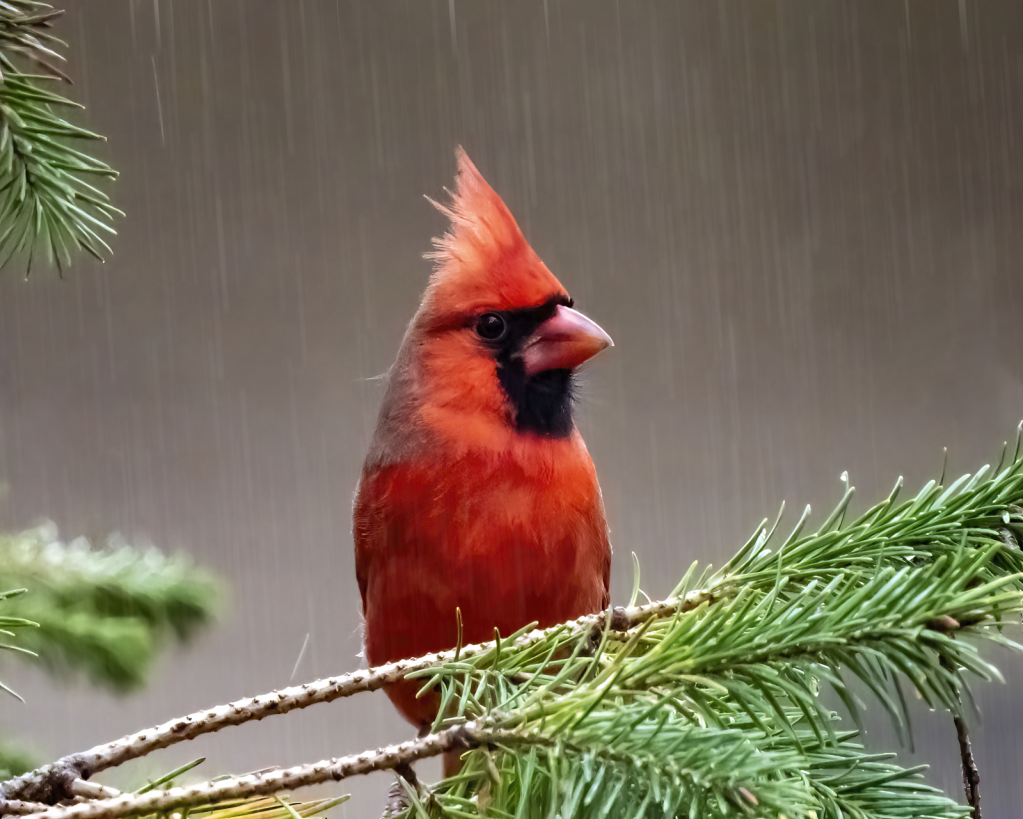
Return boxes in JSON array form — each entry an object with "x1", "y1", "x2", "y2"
[{"x1": 496, "y1": 363, "x2": 576, "y2": 438}]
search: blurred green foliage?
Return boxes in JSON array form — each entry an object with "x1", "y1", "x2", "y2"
[
  {"x1": 0, "y1": 523, "x2": 220, "y2": 692},
  {"x1": 0, "y1": 739, "x2": 36, "y2": 780},
  {"x1": 0, "y1": 525, "x2": 221, "y2": 776}
]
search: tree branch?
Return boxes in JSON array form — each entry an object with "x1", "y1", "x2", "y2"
[
  {"x1": 0, "y1": 588, "x2": 717, "y2": 805},
  {"x1": 0, "y1": 803, "x2": 49, "y2": 816},
  {"x1": 16, "y1": 723, "x2": 484, "y2": 819}
]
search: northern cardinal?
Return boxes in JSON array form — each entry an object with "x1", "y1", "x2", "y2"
[{"x1": 354, "y1": 150, "x2": 612, "y2": 770}]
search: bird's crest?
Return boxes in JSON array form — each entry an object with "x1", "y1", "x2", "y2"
[{"x1": 423, "y1": 149, "x2": 567, "y2": 319}]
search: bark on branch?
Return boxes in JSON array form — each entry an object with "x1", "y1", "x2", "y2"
[{"x1": 17, "y1": 723, "x2": 486, "y2": 819}]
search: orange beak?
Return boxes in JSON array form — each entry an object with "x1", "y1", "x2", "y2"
[{"x1": 521, "y1": 305, "x2": 613, "y2": 376}]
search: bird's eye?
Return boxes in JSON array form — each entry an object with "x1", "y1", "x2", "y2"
[{"x1": 475, "y1": 313, "x2": 507, "y2": 341}]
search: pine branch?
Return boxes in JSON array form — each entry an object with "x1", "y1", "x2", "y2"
[
  {"x1": 5, "y1": 789, "x2": 350, "y2": 819},
  {"x1": 1, "y1": 800, "x2": 48, "y2": 815},
  {"x1": 14, "y1": 726, "x2": 472, "y2": 819},
  {"x1": 0, "y1": 2, "x2": 120, "y2": 274},
  {"x1": 4, "y1": 430, "x2": 1023, "y2": 818},
  {"x1": 409, "y1": 550, "x2": 1015, "y2": 817},
  {"x1": 0, "y1": 590, "x2": 711, "y2": 805}
]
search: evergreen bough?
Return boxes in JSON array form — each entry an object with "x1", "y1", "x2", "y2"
[
  {"x1": 0, "y1": 1, "x2": 119, "y2": 274},
  {"x1": 4, "y1": 431, "x2": 1023, "y2": 819}
]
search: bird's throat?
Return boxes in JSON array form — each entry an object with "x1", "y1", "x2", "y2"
[{"x1": 496, "y1": 362, "x2": 575, "y2": 438}]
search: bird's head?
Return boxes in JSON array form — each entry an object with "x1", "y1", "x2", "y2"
[{"x1": 396, "y1": 149, "x2": 612, "y2": 452}]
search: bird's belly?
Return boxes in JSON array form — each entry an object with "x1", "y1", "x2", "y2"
[
  {"x1": 365, "y1": 520, "x2": 602, "y2": 661},
  {"x1": 356, "y1": 444, "x2": 609, "y2": 727},
  {"x1": 361, "y1": 480, "x2": 606, "y2": 727}
]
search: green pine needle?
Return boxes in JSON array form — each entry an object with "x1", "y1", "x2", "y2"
[
  {"x1": 0, "y1": 586, "x2": 37, "y2": 701},
  {"x1": 0, "y1": 2, "x2": 120, "y2": 275}
]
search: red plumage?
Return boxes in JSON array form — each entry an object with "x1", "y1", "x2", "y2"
[{"x1": 354, "y1": 149, "x2": 612, "y2": 743}]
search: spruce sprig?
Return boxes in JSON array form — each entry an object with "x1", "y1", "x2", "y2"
[{"x1": 0, "y1": 1, "x2": 120, "y2": 273}]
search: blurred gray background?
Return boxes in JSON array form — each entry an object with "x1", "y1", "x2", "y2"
[{"x1": 2, "y1": 0, "x2": 1022, "y2": 815}]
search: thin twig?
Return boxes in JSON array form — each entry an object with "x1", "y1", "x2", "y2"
[
  {"x1": 939, "y1": 653, "x2": 981, "y2": 819},
  {"x1": 0, "y1": 588, "x2": 718, "y2": 805},
  {"x1": 21, "y1": 723, "x2": 487, "y2": 819},
  {"x1": 381, "y1": 763, "x2": 421, "y2": 819},
  {"x1": 67, "y1": 782, "x2": 119, "y2": 802},
  {"x1": 954, "y1": 715, "x2": 981, "y2": 819}
]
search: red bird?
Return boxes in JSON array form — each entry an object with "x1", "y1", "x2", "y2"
[{"x1": 354, "y1": 150, "x2": 612, "y2": 767}]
